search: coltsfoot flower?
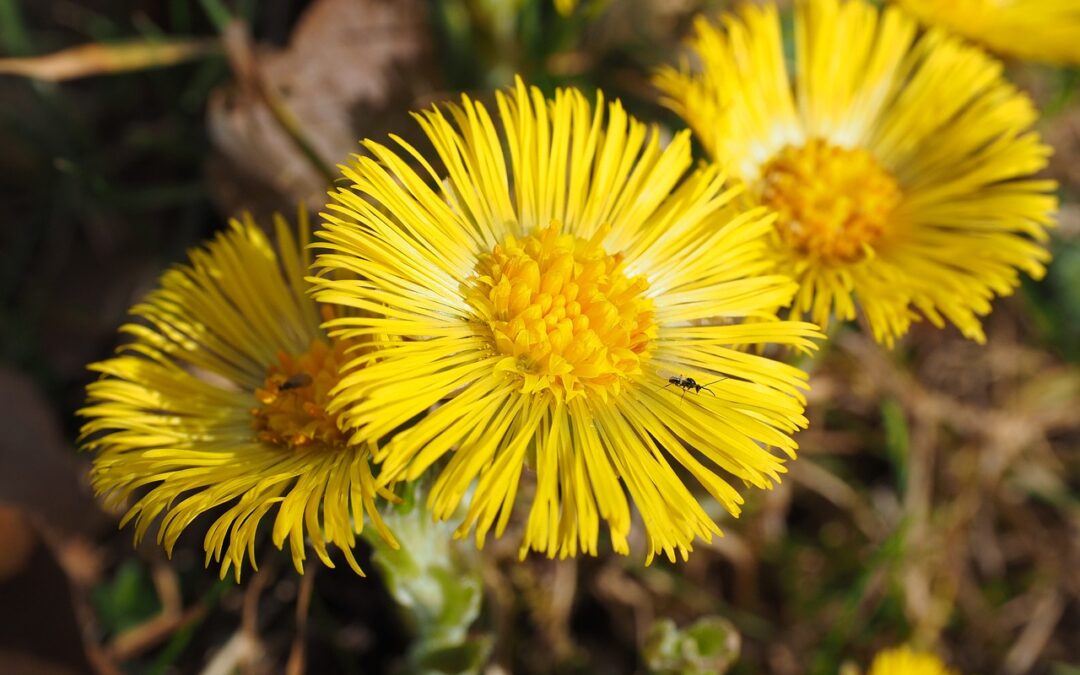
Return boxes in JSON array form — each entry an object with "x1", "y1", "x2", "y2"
[
  {"x1": 554, "y1": 0, "x2": 608, "y2": 15},
  {"x1": 311, "y1": 79, "x2": 820, "y2": 563},
  {"x1": 555, "y1": 0, "x2": 576, "y2": 14},
  {"x1": 654, "y1": 0, "x2": 1057, "y2": 346},
  {"x1": 896, "y1": 0, "x2": 1080, "y2": 66},
  {"x1": 868, "y1": 645, "x2": 958, "y2": 675},
  {"x1": 80, "y1": 214, "x2": 398, "y2": 580}
]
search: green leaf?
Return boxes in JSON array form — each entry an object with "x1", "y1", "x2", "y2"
[
  {"x1": 92, "y1": 559, "x2": 160, "y2": 635},
  {"x1": 644, "y1": 616, "x2": 741, "y2": 675},
  {"x1": 367, "y1": 482, "x2": 489, "y2": 674}
]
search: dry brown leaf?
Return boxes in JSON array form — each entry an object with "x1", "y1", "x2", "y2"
[
  {"x1": 207, "y1": 0, "x2": 434, "y2": 211},
  {"x1": 0, "y1": 506, "x2": 36, "y2": 580},
  {"x1": 0, "y1": 368, "x2": 106, "y2": 537},
  {"x1": 0, "y1": 39, "x2": 217, "y2": 82}
]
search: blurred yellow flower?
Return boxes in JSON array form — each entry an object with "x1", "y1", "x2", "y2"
[
  {"x1": 312, "y1": 79, "x2": 820, "y2": 563},
  {"x1": 554, "y1": 0, "x2": 610, "y2": 15},
  {"x1": 868, "y1": 645, "x2": 958, "y2": 675},
  {"x1": 80, "y1": 214, "x2": 398, "y2": 580},
  {"x1": 655, "y1": 0, "x2": 1057, "y2": 346},
  {"x1": 896, "y1": 0, "x2": 1080, "y2": 65}
]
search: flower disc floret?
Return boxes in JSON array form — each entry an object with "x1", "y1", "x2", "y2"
[
  {"x1": 760, "y1": 140, "x2": 900, "y2": 264},
  {"x1": 253, "y1": 337, "x2": 351, "y2": 449},
  {"x1": 467, "y1": 223, "x2": 655, "y2": 400}
]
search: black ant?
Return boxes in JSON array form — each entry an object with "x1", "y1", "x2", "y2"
[
  {"x1": 661, "y1": 374, "x2": 725, "y2": 400},
  {"x1": 280, "y1": 373, "x2": 313, "y2": 391}
]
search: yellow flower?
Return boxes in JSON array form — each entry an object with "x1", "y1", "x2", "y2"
[
  {"x1": 868, "y1": 645, "x2": 958, "y2": 675},
  {"x1": 555, "y1": 0, "x2": 576, "y2": 14},
  {"x1": 654, "y1": 0, "x2": 1057, "y2": 346},
  {"x1": 554, "y1": 0, "x2": 609, "y2": 15},
  {"x1": 79, "y1": 213, "x2": 398, "y2": 580},
  {"x1": 895, "y1": 0, "x2": 1080, "y2": 65},
  {"x1": 312, "y1": 79, "x2": 820, "y2": 563}
]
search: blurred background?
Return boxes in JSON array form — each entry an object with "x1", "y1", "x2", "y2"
[{"x1": 0, "y1": 0, "x2": 1077, "y2": 673}]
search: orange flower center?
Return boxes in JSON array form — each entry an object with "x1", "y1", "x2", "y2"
[
  {"x1": 759, "y1": 139, "x2": 901, "y2": 263},
  {"x1": 466, "y1": 223, "x2": 655, "y2": 400},
  {"x1": 251, "y1": 338, "x2": 349, "y2": 450}
]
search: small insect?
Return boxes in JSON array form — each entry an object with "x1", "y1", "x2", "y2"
[
  {"x1": 661, "y1": 373, "x2": 724, "y2": 399},
  {"x1": 280, "y1": 373, "x2": 313, "y2": 391}
]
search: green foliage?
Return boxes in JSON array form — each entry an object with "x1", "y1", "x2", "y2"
[
  {"x1": 369, "y1": 484, "x2": 490, "y2": 675},
  {"x1": 643, "y1": 616, "x2": 740, "y2": 675},
  {"x1": 1028, "y1": 236, "x2": 1080, "y2": 362},
  {"x1": 880, "y1": 398, "x2": 910, "y2": 492},
  {"x1": 92, "y1": 559, "x2": 160, "y2": 635},
  {"x1": 427, "y1": 0, "x2": 598, "y2": 91},
  {"x1": 0, "y1": 0, "x2": 30, "y2": 55}
]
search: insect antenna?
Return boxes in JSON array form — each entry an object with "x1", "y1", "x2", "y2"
[{"x1": 699, "y1": 376, "x2": 727, "y2": 396}]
